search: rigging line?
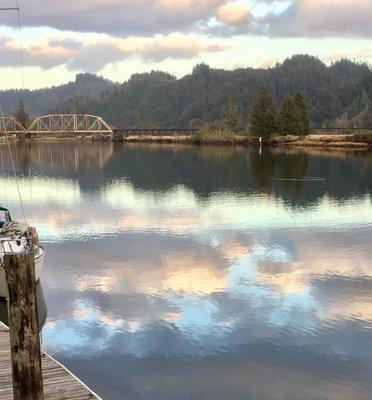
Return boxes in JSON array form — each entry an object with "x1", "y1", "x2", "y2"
[
  {"x1": 15, "y1": 0, "x2": 25, "y2": 90},
  {"x1": 0, "y1": 107, "x2": 27, "y2": 225},
  {"x1": 1, "y1": 147, "x2": 9, "y2": 205},
  {"x1": 0, "y1": 2, "x2": 28, "y2": 224}
]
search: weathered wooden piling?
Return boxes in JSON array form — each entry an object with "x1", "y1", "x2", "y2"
[
  {"x1": 4, "y1": 252, "x2": 44, "y2": 400},
  {"x1": 0, "y1": 250, "x2": 101, "y2": 400}
]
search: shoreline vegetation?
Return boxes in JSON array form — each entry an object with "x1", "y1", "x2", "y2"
[
  {"x1": 117, "y1": 129, "x2": 372, "y2": 150},
  {"x1": 3, "y1": 86, "x2": 371, "y2": 150},
  {"x1": 1, "y1": 88, "x2": 371, "y2": 150},
  {"x1": 1, "y1": 129, "x2": 371, "y2": 150},
  {"x1": 2, "y1": 57, "x2": 372, "y2": 132},
  {"x1": 2, "y1": 83, "x2": 371, "y2": 150}
]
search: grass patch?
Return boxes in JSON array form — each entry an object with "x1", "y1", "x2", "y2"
[
  {"x1": 192, "y1": 123, "x2": 250, "y2": 145},
  {"x1": 352, "y1": 132, "x2": 372, "y2": 144}
]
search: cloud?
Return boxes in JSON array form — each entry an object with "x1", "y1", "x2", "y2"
[
  {"x1": 208, "y1": 0, "x2": 372, "y2": 38},
  {"x1": 260, "y1": 57, "x2": 280, "y2": 68},
  {"x1": 264, "y1": 0, "x2": 372, "y2": 38},
  {"x1": 233, "y1": 62, "x2": 245, "y2": 69},
  {"x1": 1, "y1": 0, "x2": 370, "y2": 41},
  {"x1": 0, "y1": 0, "x2": 370, "y2": 43},
  {"x1": 355, "y1": 48, "x2": 372, "y2": 58},
  {"x1": 328, "y1": 52, "x2": 348, "y2": 62},
  {"x1": 49, "y1": 38, "x2": 83, "y2": 50},
  {"x1": 0, "y1": 33, "x2": 230, "y2": 72},
  {"x1": 217, "y1": 2, "x2": 250, "y2": 25},
  {"x1": 140, "y1": 36, "x2": 231, "y2": 62},
  {"x1": 0, "y1": 0, "x2": 228, "y2": 36},
  {"x1": 0, "y1": 36, "x2": 74, "y2": 69}
]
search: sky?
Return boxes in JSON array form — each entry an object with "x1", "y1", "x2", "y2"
[{"x1": 0, "y1": 0, "x2": 371, "y2": 89}]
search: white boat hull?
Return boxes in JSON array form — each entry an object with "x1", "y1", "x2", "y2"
[{"x1": 0, "y1": 247, "x2": 44, "y2": 298}]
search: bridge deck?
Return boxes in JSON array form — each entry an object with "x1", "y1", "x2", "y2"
[{"x1": 0, "y1": 322, "x2": 100, "y2": 400}]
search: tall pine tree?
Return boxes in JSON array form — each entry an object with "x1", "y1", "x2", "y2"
[
  {"x1": 14, "y1": 100, "x2": 29, "y2": 129},
  {"x1": 227, "y1": 94, "x2": 238, "y2": 130},
  {"x1": 278, "y1": 93, "x2": 302, "y2": 135},
  {"x1": 250, "y1": 87, "x2": 277, "y2": 138},
  {"x1": 294, "y1": 93, "x2": 310, "y2": 134}
]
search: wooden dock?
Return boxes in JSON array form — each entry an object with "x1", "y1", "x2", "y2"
[{"x1": 0, "y1": 322, "x2": 101, "y2": 400}]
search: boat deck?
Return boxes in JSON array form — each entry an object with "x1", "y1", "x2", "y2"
[{"x1": 0, "y1": 322, "x2": 101, "y2": 400}]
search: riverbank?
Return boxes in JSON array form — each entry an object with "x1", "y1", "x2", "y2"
[
  {"x1": 2, "y1": 131, "x2": 371, "y2": 150},
  {"x1": 119, "y1": 132, "x2": 372, "y2": 150},
  {"x1": 270, "y1": 133, "x2": 371, "y2": 150}
]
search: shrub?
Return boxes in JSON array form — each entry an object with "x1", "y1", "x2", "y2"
[{"x1": 352, "y1": 132, "x2": 372, "y2": 144}]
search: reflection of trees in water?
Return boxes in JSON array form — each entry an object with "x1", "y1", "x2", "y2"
[
  {"x1": 1, "y1": 142, "x2": 117, "y2": 192},
  {"x1": 274, "y1": 151, "x2": 310, "y2": 195},
  {"x1": 273, "y1": 151, "x2": 311, "y2": 208},
  {"x1": 247, "y1": 149, "x2": 310, "y2": 201},
  {"x1": 1, "y1": 142, "x2": 371, "y2": 208},
  {"x1": 249, "y1": 149, "x2": 372, "y2": 207},
  {"x1": 247, "y1": 150, "x2": 276, "y2": 191},
  {"x1": 105, "y1": 145, "x2": 371, "y2": 207}
]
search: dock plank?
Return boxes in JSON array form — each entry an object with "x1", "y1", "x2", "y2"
[{"x1": 0, "y1": 322, "x2": 101, "y2": 400}]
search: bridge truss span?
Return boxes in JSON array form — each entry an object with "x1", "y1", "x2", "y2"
[
  {"x1": 0, "y1": 116, "x2": 26, "y2": 134},
  {"x1": 27, "y1": 114, "x2": 113, "y2": 136}
]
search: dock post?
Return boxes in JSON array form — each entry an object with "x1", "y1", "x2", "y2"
[{"x1": 4, "y1": 252, "x2": 44, "y2": 400}]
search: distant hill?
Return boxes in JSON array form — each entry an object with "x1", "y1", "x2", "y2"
[
  {"x1": 53, "y1": 56, "x2": 372, "y2": 129},
  {"x1": 2, "y1": 55, "x2": 372, "y2": 128},
  {"x1": 0, "y1": 73, "x2": 118, "y2": 115}
]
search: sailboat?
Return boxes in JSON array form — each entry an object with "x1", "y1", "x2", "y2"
[{"x1": 0, "y1": 207, "x2": 45, "y2": 297}]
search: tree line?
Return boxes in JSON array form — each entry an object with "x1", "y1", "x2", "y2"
[
  {"x1": 52, "y1": 55, "x2": 372, "y2": 129},
  {"x1": 3, "y1": 55, "x2": 372, "y2": 130},
  {"x1": 249, "y1": 88, "x2": 310, "y2": 137}
]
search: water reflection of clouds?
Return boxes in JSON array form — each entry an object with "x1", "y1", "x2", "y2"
[
  {"x1": 2, "y1": 143, "x2": 372, "y2": 398},
  {"x1": 43, "y1": 233, "x2": 371, "y2": 364},
  {"x1": 2, "y1": 177, "x2": 371, "y2": 242},
  {"x1": 2, "y1": 166, "x2": 372, "y2": 398},
  {"x1": 44, "y1": 300, "x2": 125, "y2": 353},
  {"x1": 0, "y1": 177, "x2": 80, "y2": 205},
  {"x1": 2, "y1": 176, "x2": 370, "y2": 346}
]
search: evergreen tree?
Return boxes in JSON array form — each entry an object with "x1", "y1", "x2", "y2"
[
  {"x1": 14, "y1": 100, "x2": 29, "y2": 128},
  {"x1": 227, "y1": 94, "x2": 238, "y2": 130},
  {"x1": 358, "y1": 91, "x2": 372, "y2": 127},
  {"x1": 2, "y1": 55, "x2": 371, "y2": 129},
  {"x1": 249, "y1": 87, "x2": 277, "y2": 138},
  {"x1": 278, "y1": 93, "x2": 303, "y2": 135},
  {"x1": 334, "y1": 112, "x2": 352, "y2": 128},
  {"x1": 294, "y1": 93, "x2": 310, "y2": 134}
]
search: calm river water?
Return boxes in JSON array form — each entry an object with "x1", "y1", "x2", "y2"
[{"x1": 1, "y1": 142, "x2": 372, "y2": 400}]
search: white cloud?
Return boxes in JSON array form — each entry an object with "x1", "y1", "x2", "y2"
[
  {"x1": 260, "y1": 57, "x2": 280, "y2": 68},
  {"x1": 0, "y1": 0, "x2": 227, "y2": 36},
  {"x1": 327, "y1": 52, "x2": 348, "y2": 62},
  {"x1": 217, "y1": 2, "x2": 250, "y2": 25},
  {"x1": 264, "y1": 0, "x2": 372, "y2": 37},
  {"x1": 0, "y1": 32, "x2": 230, "y2": 72}
]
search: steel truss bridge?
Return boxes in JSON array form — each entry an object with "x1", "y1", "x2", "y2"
[
  {"x1": 0, "y1": 114, "x2": 113, "y2": 136},
  {"x1": 0, "y1": 116, "x2": 25, "y2": 134}
]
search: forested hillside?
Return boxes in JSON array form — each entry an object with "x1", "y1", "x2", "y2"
[
  {"x1": 0, "y1": 73, "x2": 118, "y2": 115},
  {"x1": 54, "y1": 55, "x2": 372, "y2": 128},
  {"x1": 2, "y1": 55, "x2": 372, "y2": 128}
]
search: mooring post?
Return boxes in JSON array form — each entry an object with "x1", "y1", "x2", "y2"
[{"x1": 4, "y1": 252, "x2": 44, "y2": 400}]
